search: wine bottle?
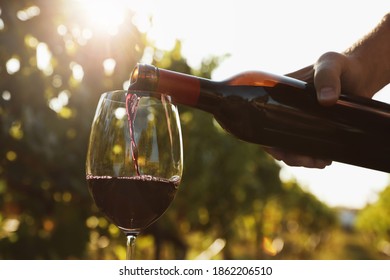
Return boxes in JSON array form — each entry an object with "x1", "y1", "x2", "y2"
[{"x1": 128, "y1": 63, "x2": 390, "y2": 173}]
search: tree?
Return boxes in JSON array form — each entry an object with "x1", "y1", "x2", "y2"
[
  {"x1": 356, "y1": 185, "x2": 390, "y2": 255},
  {"x1": 277, "y1": 181, "x2": 337, "y2": 259},
  {"x1": 0, "y1": 0, "x2": 142, "y2": 259}
]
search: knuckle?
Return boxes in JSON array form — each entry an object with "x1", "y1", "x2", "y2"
[
  {"x1": 314, "y1": 52, "x2": 346, "y2": 81},
  {"x1": 317, "y1": 51, "x2": 345, "y2": 62}
]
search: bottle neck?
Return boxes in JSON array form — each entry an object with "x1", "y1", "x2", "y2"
[
  {"x1": 156, "y1": 67, "x2": 203, "y2": 106},
  {"x1": 154, "y1": 69, "x2": 233, "y2": 114},
  {"x1": 129, "y1": 63, "x2": 208, "y2": 107}
]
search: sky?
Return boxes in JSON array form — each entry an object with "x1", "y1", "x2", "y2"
[{"x1": 120, "y1": 0, "x2": 390, "y2": 208}]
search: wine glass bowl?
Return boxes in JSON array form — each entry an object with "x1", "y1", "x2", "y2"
[{"x1": 86, "y1": 90, "x2": 183, "y2": 259}]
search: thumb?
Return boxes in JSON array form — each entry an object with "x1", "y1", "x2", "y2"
[{"x1": 313, "y1": 52, "x2": 346, "y2": 106}]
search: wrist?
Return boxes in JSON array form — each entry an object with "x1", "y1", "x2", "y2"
[
  {"x1": 345, "y1": 13, "x2": 390, "y2": 97},
  {"x1": 343, "y1": 53, "x2": 373, "y2": 98}
]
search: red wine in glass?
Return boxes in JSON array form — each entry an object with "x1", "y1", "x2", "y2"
[{"x1": 87, "y1": 175, "x2": 180, "y2": 233}]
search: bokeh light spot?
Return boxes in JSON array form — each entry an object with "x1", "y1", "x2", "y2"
[
  {"x1": 6, "y1": 151, "x2": 17, "y2": 162},
  {"x1": 6, "y1": 58, "x2": 20, "y2": 75}
]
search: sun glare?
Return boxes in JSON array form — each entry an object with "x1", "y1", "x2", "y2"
[{"x1": 73, "y1": 0, "x2": 127, "y2": 36}]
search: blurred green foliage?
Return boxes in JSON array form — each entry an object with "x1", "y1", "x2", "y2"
[
  {"x1": 0, "y1": 0, "x2": 142, "y2": 259},
  {"x1": 0, "y1": 0, "x2": 388, "y2": 260},
  {"x1": 356, "y1": 186, "x2": 390, "y2": 256}
]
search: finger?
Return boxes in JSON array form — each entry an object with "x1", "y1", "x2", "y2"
[
  {"x1": 264, "y1": 147, "x2": 332, "y2": 169},
  {"x1": 313, "y1": 52, "x2": 346, "y2": 106},
  {"x1": 286, "y1": 65, "x2": 314, "y2": 83},
  {"x1": 281, "y1": 153, "x2": 332, "y2": 169}
]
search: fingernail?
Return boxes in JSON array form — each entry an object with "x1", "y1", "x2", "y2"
[{"x1": 319, "y1": 87, "x2": 336, "y2": 104}]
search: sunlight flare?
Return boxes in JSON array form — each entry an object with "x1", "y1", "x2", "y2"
[{"x1": 72, "y1": 0, "x2": 127, "y2": 36}]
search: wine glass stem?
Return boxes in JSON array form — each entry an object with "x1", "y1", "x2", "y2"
[{"x1": 126, "y1": 234, "x2": 137, "y2": 260}]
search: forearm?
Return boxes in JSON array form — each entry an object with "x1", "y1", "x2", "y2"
[{"x1": 346, "y1": 13, "x2": 390, "y2": 96}]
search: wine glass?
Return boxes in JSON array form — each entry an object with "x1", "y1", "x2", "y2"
[{"x1": 86, "y1": 90, "x2": 183, "y2": 259}]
